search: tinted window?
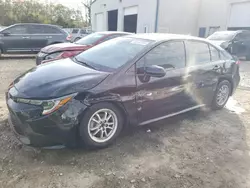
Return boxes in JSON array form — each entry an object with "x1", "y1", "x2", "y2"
[
  {"x1": 75, "y1": 37, "x2": 151, "y2": 71},
  {"x1": 186, "y1": 41, "x2": 210, "y2": 65},
  {"x1": 5, "y1": 25, "x2": 28, "y2": 34},
  {"x1": 145, "y1": 41, "x2": 186, "y2": 69},
  {"x1": 75, "y1": 33, "x2": 105, "y2": 45},
  {"x1": 72, "y1": 29, "x2": 79, "y2": 34},
  {"x1": 43, "y1": 26, "x2": 61, "y2": 34},
  {"x1": 209, "y1": 45, "x2": 220, "y2": 61},
  {"x1": 29, "y1": 25, "x2": 44, "y2": 34},
  {"x1": 235, "y1": 32, "x2": 250, "y2": 41},
  {"x1": 80, "y1": 29, "x2": 87, "y2": 34}
]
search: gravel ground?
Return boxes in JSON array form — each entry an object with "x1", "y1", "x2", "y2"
[{"x1": 0, "y1": 58, "x2": 250, "y2": 188}]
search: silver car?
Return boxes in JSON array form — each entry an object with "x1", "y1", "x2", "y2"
[{"x1": 68, "y1": 28, "x2": 93, "y2": 42}]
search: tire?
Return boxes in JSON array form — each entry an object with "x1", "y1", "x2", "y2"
[
  {"x1": 79, "y1": 102, "x2": 124, "y2": 149},
  {"x1": 74, "y1": 37, "x2": 81, "y2": 42},
  {"x1": 0, "y1": 48, "x2": 2, "y2": 58},
  {"x1": 211, "y1": 80, "x2": 231, "y2": 110}
]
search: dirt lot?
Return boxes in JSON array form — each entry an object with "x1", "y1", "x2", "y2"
[{"x1": 0, "y1": 57, "x2": 250, "y2": 188}]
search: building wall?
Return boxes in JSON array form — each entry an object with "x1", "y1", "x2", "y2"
[
  {"x1": 91, "y1": 0, "x2": 157, "y2": 33},
  {"x1": 197, "y1": 0, "x2": 250, "y2": 37},
  {"x1": 157, "y1": 0, "x2": 201, "y2": 36}
]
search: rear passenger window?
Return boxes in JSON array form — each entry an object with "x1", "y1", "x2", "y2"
[
  {"x1": 43, "y1": 26, "x2": 61, "y2": 34},
  {"x1": 209, "y1": 45, "x2": 220, "y2": 61},
  {"x1": 186, "y1": 41, "x2": 210, "y2": 65},
  {"x1": 145, "y1": 41, "x2": 186, "y2": 69}
]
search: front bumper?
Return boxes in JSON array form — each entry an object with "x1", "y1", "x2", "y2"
[{"x1": 6, "y1": 94, "x2": 87, "y2": 147}]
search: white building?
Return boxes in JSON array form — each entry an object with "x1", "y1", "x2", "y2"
[{"x1": 91, "y1": 0, "x2": 250, "y2": 37}]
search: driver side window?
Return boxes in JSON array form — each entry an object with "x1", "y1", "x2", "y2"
[{"x1": 144, "y1": 41, "x2": 186, "y2": 70}]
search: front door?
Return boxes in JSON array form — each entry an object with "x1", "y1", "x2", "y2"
[
  {"x1": 136, "y1": 41, "x2": 191, "y2": 124},
  {"x1": 184, "y1": 41, "x2": 223, "y2": 106},
  {"x1": 1, "y1": 25, "x2": 31, "y2": 52}
]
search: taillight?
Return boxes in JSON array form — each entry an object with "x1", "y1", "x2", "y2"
[
  {"x1": 66, "y1": 34, "x2": 72, "y2": 41},
  {"x1": 236, "y1": 60, "x2": 241, "y2": 65}
]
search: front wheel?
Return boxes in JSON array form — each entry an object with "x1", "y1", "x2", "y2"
[
  {"x1": 211, "y1": 80, "x2": 231, "y2": 110},
  {"x1": 79, "y1": 103, "x2": 124, "y2": 149}
]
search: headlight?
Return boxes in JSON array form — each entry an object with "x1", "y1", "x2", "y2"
[
  {"x1": 45, "y1": 52, "x2": 63, "y2": 60},
  {"x1": 16, "y1": 94, "x2": 76, "y2": 115}
]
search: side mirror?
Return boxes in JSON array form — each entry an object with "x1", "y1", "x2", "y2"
[
  {"x1": 2, "y1": 32, "x2": 10, "y2": 36},
  {"x1": 145, "y1": 65, "x2": 166, "y2": 78}
]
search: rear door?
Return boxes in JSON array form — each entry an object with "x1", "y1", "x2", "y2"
[
  {"x1": 184, "y1": 41, "x2": 225, "y2": 106},
  {"x1": 28, "y1": 25, "x2": 48, "y2": 51},
  {"x1": 1, "y1": 25, "x2": 31, "y2": 52}
]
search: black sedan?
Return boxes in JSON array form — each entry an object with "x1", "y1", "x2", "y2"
[
  {"x1": 6, "y1": 34, "x2": 240, "y2": 149},
  {"x1": 207, "y1": 30, "x2": 250, "y2": 60}
]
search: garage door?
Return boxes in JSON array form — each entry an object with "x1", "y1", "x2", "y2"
[
  {"x1": 124, "y1": 6, "x2": 138, "y2": 33},
  {"x1": 95, "y1": 13, "x2": 104, "y2": 31},
  {"x1": 228, "y1": 2, "x2": 250, "y2": 30}
]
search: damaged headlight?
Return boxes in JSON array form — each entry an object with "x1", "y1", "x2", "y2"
[{"x1": 16, "y1": 93, "x2": 77, "y2": 115}]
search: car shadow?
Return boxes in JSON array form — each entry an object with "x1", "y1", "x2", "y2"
[{"x1": 1, "y1": 107, "x2": 249, "y2": 187}]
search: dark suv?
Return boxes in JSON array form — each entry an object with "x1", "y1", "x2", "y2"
[{"x1": 0, "y1": 23, "x2": 68, "y2": 56}]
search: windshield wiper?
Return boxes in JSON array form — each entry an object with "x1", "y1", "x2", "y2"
[{"x1": 73, "y1": 57, "x2": 96, "y2": 70}]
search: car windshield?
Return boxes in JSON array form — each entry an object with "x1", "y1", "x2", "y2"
[
  {"x1": 75, "y1": 37, "x2": 152, "y2": 71},
  {"x1": 207, "y1": 32, "x2": 236, "y2": 41},
  {"x1": 75, "y1": 33, "x2": 105, "y2": 45}
]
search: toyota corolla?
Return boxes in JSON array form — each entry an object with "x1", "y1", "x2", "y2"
[{"x1": 6, "y1": 34, "x2": 240, "y2": 149}]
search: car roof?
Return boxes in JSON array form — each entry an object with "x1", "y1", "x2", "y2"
[
  {"x1": 212, "y1": 30, "x2": 250, "y2": 35},
  {"x1": 96, "y1": 31, "x2": 132, "y2": 35},
  {"x1": 13, "y1": 23, "x2": 61, "y2": 27},
  {"x1": 127, "y1": 33, "x2": 208, "y2": 42}
]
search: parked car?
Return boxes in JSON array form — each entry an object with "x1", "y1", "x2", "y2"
[
  {"x1": 6, "y1": 34, "x2": 240, "y2": 149},
  {"x1": 36, "y1": 31, "x2": 131, "y2": 65},
  {"x1": 207, "y1": 30, "x2": 250, "y2": 60},
  {"x1": 67, "y1": 28, "x2": 93, "y2": 42},
  {"x1": 0, "y1": 23, "x2": 69, "y2": 57}
]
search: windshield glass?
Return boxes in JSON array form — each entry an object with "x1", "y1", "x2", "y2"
[
  {"x1": 75, "y1": 33, "x2": 105, "y2": 45},
  {"x1": 75, "y1": 37, "x2": 152, "y2": 71},
  {"x1": 207, "y1": 32, "x2": 236, "y2": 41}
]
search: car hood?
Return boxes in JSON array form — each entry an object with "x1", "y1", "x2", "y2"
[
  {"x1": 41, "y1": 43, "x2": 90, "y2": 53},
  {"x1": 12, "y1": 58, "x2": 109, "y2": 99}
]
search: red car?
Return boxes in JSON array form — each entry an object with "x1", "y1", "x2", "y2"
[{"x1": 36, "y1": 31, "x2": 131, "y2": 65}]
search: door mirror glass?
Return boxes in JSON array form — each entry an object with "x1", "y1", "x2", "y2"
[{"x1": 145, "y1": 65, "x2": 166, "y2": 78}]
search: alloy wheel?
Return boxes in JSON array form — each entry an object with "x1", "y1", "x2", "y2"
[
  {"x1": 87, "y1": 109, "x2": 118, "y2": 143},
  {"x1": 216, "y1": 84, "x2": 230, "y2": 106}
]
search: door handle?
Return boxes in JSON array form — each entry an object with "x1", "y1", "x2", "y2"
[
  {"x1": 22, "y1": 36, "x2": 30, "y2": 39},
  {"x1": 46, "y1": 36, "x2": 52, "y2": 39}
]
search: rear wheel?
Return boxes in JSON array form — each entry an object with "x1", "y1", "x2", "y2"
[
  {"x1": 74, "y1": 37, "x2": 81, "y2": 42},
  {"x1": 211, "y1": 80, "x2": 231, "y2": 110},
  {"x1": 79, "y1": 103, "x2": 124, "y2": 149}
]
